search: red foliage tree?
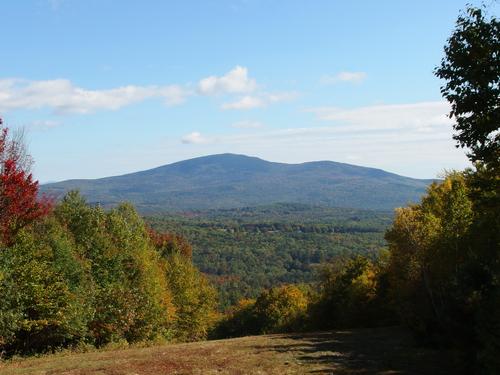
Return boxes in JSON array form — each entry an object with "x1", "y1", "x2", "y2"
[
  {"x1": 148, "y1": 227, "x2": 193, "y2": 259},
  {"x1": 0, "y1": 118, "x2": 52, "y2": 244}
]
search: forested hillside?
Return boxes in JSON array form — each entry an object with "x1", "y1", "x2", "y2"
[
  {"x1": 147, "y1": 204, "x2": 392, "y2": 308},
  {"x1": 41, "y1": 154, "x2": 434, "y2": 211}
]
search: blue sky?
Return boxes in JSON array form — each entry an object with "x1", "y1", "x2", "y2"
[{"x1": 1, "y1": 0, "x2": 496, "y2": 182}]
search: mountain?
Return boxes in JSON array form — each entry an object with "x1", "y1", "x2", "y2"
[{"x1": 41, "y1": 153, "x2": 434, "y2": 212}]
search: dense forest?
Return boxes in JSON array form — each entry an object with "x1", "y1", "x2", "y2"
[{"x1": 147, "y1": 205, "x2": 392, "y2": 308}]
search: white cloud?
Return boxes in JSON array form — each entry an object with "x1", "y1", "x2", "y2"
[
  {"x1": 0, "y1": 79, "x2": 190, "y2": 114},
  {"x1": 266, "y1": 92, "x2": 299, "y2": 103},
  {"x1": 0, "y1": 66, "x2": 292, "y2": 115},
  {"x1": 173, "y1": 101, "x2": 468, "y2": 178},
  {"x1": 320, "y1": 71, "x2": 367, "y2": 85},
  {"x1": 308, "y1": 101, "x2": 452, "y2": 133},
  {"x1": 158, "y1": 85, "x2": 191, "y2": 106},
  {"x1": 198, "y1": 66, "x2": 257, "y2": 95},
  {"x1": 222, "y1": 91, "x2": 298, "y2": 110},
  {"x1": 222, "y1": 96, "x2": 264, "y2": 110},
  {"x1": 231, "y1": 120, "x2": 264, "y2": 129},
  {"x1": 181, "y1": 132, "x2": 209, "y2": 144}
]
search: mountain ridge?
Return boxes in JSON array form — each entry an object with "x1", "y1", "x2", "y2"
[{"x1": 41, "y1": 153, "x2": 434, "y2": 212}]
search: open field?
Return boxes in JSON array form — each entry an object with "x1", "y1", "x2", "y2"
[{"x1": 0, "y1": 327, "x2": 461, "y2": 375}]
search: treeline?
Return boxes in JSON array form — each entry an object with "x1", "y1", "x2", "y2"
[
  {"x1": 193, "y1": 222, "x2": 382, "y2": 234},
  {"x1": 151, "y1": 203, "x2": 393, "y2": 230},
  {"x1": 212, "y1": 254, "x2": 394, "y2": 338},
  {"x1": 0, "y1": 166, "x2": 217, "y2": 355}
]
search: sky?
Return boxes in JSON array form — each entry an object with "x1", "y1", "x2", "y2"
[{"x1": 1, "y1": 0, "x2": 497, "y2": 182}]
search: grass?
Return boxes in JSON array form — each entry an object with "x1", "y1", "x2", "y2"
[{"x1": 0, "y1": 327, "x2": 461, "y2": 374}]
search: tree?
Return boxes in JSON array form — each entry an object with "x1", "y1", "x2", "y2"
[
  {"x1": 385, "y1": 174, "x2": 475, "y2": 343},
  {"x1": 213, "y1": 284, "x2": 309, "y2": 338},
  {"x1": 0, "y1": 118, "x2": 52, "y2": 244},
  {"x1": 0, "y1": 222, "x2": 92, "y2": 353},
  {"x1": 148, "y1": 228, "x2": 193, "y2": 259},
  {"x1": 308, "y1": 255, "x2": 392, "y2": 330},
  {"x1": 434, "y1": 6, "x2": 499, "y2": 167},
  {"x1": 252, "y1": 284, "x2": 308, "y2": 334},
  {"x1": 384, "y1": 172, "x2": 500, "y2": 371},
  {"x1": 211, "y1": 298, "x2": 258, "y2": 338},
  {"x1": 435, "y1": 7, "x2": 500, "y2": 371},
  {"x1": 55, "y1": 196, "x2": 175, "y2": 346},
  {"x1": 163, "y1": 253, "x2": 218, "y2": 341}
]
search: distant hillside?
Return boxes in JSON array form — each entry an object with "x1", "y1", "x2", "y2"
[
  {"x1": 41, "y1": 153, "x2": 434, "y2": 212},
  {"x1": 147, "y1": 203, "x2": 392, "y2": 308}
]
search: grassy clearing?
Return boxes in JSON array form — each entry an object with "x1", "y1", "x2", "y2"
[{"x1": 0, "y1": 327, "x2": 461, "y2": 375}]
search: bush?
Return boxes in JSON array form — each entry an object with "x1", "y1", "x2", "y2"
[
  {"x1": 213, "y1": 284, "x2": 309, "y2": 337},
  {"x1": 253, "y1": 285, "x2": 309, "y2": 334},
  {"x1": 308, "y1": 255, "x2": 394, "y2": 330}
]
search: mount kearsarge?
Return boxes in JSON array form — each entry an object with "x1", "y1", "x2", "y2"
[{"x1": 41, "y1": 153, "x2": 434, "y2": 212}]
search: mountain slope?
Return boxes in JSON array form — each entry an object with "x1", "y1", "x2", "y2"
[{"x1": 41, "y1": 153, "x2": 433, "y2": 212}]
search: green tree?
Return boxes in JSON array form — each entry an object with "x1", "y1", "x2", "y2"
[
  {"x1": 55, "y1": 193, "x2": 174, "y2": 346},
  {"x1": 309, "y1": 255, "x2": 392, "y2": 330},
  {"x1": 434, "y1": 5, "x2": 499, "y2": 372},
  {"x1": 212, "y1": 284, "x2": 309, "y2": 338},
  {"x1": 163, "y1": 253, "x2": 218, "y2": 341},
  {"x1": 386, "y1": 174, "x2": 475, "y2": 342},
  {"x1": 435, "y1": 6, "x2": 499, "y2": 167},
  {"x1": 384, "y1": 172, "x2": 500, "y2": 372},
  {"x1": 0, "y1": 221, "x2": 92, "y2": 354},
  {"x1": 210, "y1": 298, "x2": 258, "y2": 338},
  {"x1": 252, "y1": 284, "x2": 308, "y2": 334}
]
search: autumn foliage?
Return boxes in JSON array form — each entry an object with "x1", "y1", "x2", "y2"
[
  {"x1": 0, "y1": 118, "x2": 217, "y2": 355},
  {"x1": 148, "y1": 227, "x2": 193, "y2": 258},
  {"x1": 0, "y1": 118, "x2": 52, "y2": 244}
]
